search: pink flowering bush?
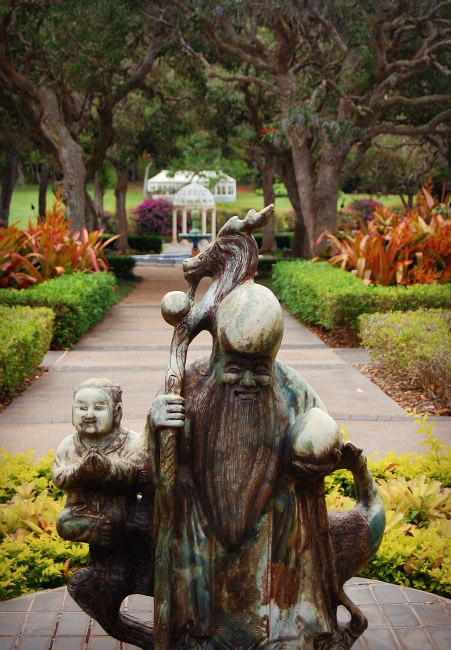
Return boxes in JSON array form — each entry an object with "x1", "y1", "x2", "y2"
[{"x1": 132, "y1": 198, "x2": 173, "y2": 236}]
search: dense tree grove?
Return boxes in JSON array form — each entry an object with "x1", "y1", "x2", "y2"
[
  {"x1": 166, "y1": 0, "x2": 451, "y2": 255},
  {"x1": 1, "y1": 0, "x2": 450, "y2": 255},
  {"x1": 0, "y1": 0, "x2": 175, "y2": 230}
]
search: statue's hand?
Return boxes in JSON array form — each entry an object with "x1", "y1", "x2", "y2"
[
  {"x1": 290, "y1": 407, "x2": 343, "y2": 478},
  {"x1": 291, "y1": 447, "x2": 342, "y2": 478},
  {"x1": 150, "y1": 394, "x2": 185, "y2": 429},
  {"x1": 79, "y1": 446, "x2": 111, "y2": 480}
]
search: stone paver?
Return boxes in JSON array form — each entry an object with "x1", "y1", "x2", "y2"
[{"x1": 1, "y1": 579, "x2": 450, "y2": 650}]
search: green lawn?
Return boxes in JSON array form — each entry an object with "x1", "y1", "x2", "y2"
[
  {"x1": 8, "y1": 182, "x2": 146, "y2": 228},
  {"x1": 341, "y1": 192, "x2": 408, "y2": 209},
  {"x1": 7, "y1": 182, "x2": 404, "y2": 229}
]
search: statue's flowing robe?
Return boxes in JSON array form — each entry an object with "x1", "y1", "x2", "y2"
[{"x1": 152, "y1": 359, "x2": 343, "y2": 649}]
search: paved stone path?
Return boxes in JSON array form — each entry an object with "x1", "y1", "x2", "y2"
[
  {"x1": 1, "y1": 264, "x2": 449, "y2": 458},
  {"x1": 1, "y1": 578, "x2": 450, "y2": 650}
]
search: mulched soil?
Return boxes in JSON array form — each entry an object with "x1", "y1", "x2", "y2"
[{"x1": 1, "y1": 327, "x2": 449, "y2": 417}]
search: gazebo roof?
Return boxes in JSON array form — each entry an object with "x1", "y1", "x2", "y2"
[
  {"x1": 150, "y1": 170, "x2": 235, "y2": 184},
  {"x1": 172, "y1": 182, "x2": 216, "y2": 207},
  {"x1": 145, "y1": 169, "x2": 236, "y2": 202}
]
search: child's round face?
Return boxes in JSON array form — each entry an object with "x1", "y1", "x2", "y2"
[{"x1": 72, "y1": 387, "x2": 114, "y2": 437}]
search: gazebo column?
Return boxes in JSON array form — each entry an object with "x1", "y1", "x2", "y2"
[
  {"x1": 211, "y1": 208, "x2": 216, "y2": 240},
  {"x1": 172, "y1": 207, "x2": 178, "y2": 243},
  {"x1": 182, "y1": 208, "x2": 188, "y2": 234},
  {"x1": 201, "y1": 208, "x2": 207, "y2": 234}
]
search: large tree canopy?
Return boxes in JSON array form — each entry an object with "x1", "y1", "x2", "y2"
[
  {"x1": 168, "y1": 0, "x2": 451, "y2": 255},
  {"x1": 1, "y1": 0, "x2": 450, "y2": 253},
  {"x1": 0, "y1": 0, "x2": 174, "y2": 230}
]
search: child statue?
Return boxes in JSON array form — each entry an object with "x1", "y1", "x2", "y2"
[{"x1": 52, "y1": 378, "x2": 155, "y2": 647}]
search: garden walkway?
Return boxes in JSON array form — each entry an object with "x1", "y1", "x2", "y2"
[{"x1": 0, "y1": 247, "x2": 450, "y2": 649}]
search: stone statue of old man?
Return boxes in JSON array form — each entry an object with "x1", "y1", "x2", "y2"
[{"x1": 53, "y1": 205, "x2": 384, "y2": 650}]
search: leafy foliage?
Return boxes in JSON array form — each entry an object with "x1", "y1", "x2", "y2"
[
  {"x1": 0, "y1": 223, "x2": 42, "y2": 289},
  {"x1": 318, "y1": 184, "x2": 451, "y2": 286},
  {"x1": 0, "y1": 532, "x2": 88, "y2": 601},
  {"x1": 24, "y1": 192, "x2": 119, "y2": 279},
  {"x1": 132, "y1": 198, "x2": 174, "y2": 236},
  {"x1": 105, "y1": 253, "x2": 137, "y2": 279},
  {"x1": 0, "y1": 449, "x2": 87, "y2": 601},
  {"x1": 0, "y1": 192, "x2": 119, "y2": 288},
  {"x1": 326, "y1": 415, "x2": 451, "y2": 598},
  {"x1": 0, "y1": 272, "x2": 117, "y2": 349},
  {"x1": 128, "y1": 234, "x2": 163, "y2": 253},
  {"x1": 345, "y1": 199, "x2": 383, "y2": 225},
  {"x1": 0, "y1": 450, "x2": 58, "y2": 503},
  {"x1": 0, "y1": 306, "x2": 54, "y2": 397},
  {"x1": 359, "y1": 310, "x2": 451, "y2": 408},
  {"x1": 272, "y1": 259, "x2": 451, "y2": 338}
]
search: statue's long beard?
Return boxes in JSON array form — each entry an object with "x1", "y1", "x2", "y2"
[{"x1": 191, "y1": 379, "x2": 290, "y2": 551}]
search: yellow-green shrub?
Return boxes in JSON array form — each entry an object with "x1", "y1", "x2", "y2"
[
  {"x1": 0, "y1": 449, "x2": 87, "y2": 601},
  {"x1": 325, "y1": 414, "x2": 451, "y2": 598},
  {"x1": 359, "y1": 310, "x2": 451, "y2": 408},
  {"x1": 0, "y1": 305, "x2": 54, "y2": 396}
]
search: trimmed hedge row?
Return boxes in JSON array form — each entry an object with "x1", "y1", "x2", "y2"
[
  {"x1": 128, "y1": 234, "x2": 163, "y2": 253},
  {"x1": 0, "y1": 306, "x2": 55, "y2": 396},
  {"x1": 257, "y1": 257, "x2": 280, "y2": 279},
  {"x1": 272, "y1": 260, "x2": 451, "y2": 334},
  {"x1": 254, "y1": 233, "x2": 293, "y2": 250},
  {"x1": 105, "y1": 253, "x2": 137, "y2": 279},
  {"x1": 101, "y1": 233, "x2": 163, "y2": 254},
  {"x1": 0, "y1": 272, "x2": 117, "y2": 349}
]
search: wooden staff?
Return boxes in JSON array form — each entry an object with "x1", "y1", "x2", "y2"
[{"x1": 154, "y1": 288, "x2": 196, "y2": 650}]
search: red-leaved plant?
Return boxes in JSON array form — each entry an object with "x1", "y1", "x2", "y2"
[
  {"x1": 317, "y1": 182, "x2": 451, "y2": 286},
  {"x1": 0, "y1": 191, "x2": 120, "y2": 288}
]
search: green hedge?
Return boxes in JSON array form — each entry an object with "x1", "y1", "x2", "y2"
[
  {"x1": 105, "y1": 253, "x2": 137, "y2": 279},
  {"x1": 257, "y1": 257, "x2": 280, "y2": 279},
  {"x1": 0, "y1": 272, "x2": 117, "y2": 349},
  {"x1": 128, "y1": 234, "x2": 163, "y2": 253},
  {"x1": 101, "y1": 233, "x2": 163, "y2": 254},
  {"x1": 273, "y1": 260, "x2": 451, "y2": 334},
  {"x1": 253, "y1": 233, "x2": 293, "y2": 250},
  {"x1": 0, "y1": 306, "x2": 54, "y2": 396}
]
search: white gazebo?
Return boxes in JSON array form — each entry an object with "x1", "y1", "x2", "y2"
[
  {"x1": 145, "y1": 169, "x2": 236, "y2": 202},
  {"x1": 171, "y1": 182, "x2": 217, "y2": 243}
]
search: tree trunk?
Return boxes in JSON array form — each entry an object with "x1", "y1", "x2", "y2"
[
  {"x1": 38, "y1": 86, "x2": 87, "y2": 232},
  {"x1": 288, "y1": 128, "x2": 318, "y2": 258},
  {"x1": 114, "y1": 167, "x2": 130, "y2": 253},
  {"x1": 261, "y1": 153, "x2": 277, "y2": 252},
  {"x1": 313, "y1": 145, "x2": 346, "y2": 252},
  {"x1": 38, "y1": 166, "x2": 50, "y2": 221},
  {"x1": 85, "y1": 191, "x2": 99, "y2": 231},
  {"x1": 276, "y1": 149, "x2": 307, "y2": 258},
  {"x1": 93, "y1": 172, "x2": 105, "y2": 227},
  {"x1": 0, "y1": 148, "x2": 17, "y2": 228},
  {"x1": 289, "y1": 127, "x2": 349, "y2": 258}
]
